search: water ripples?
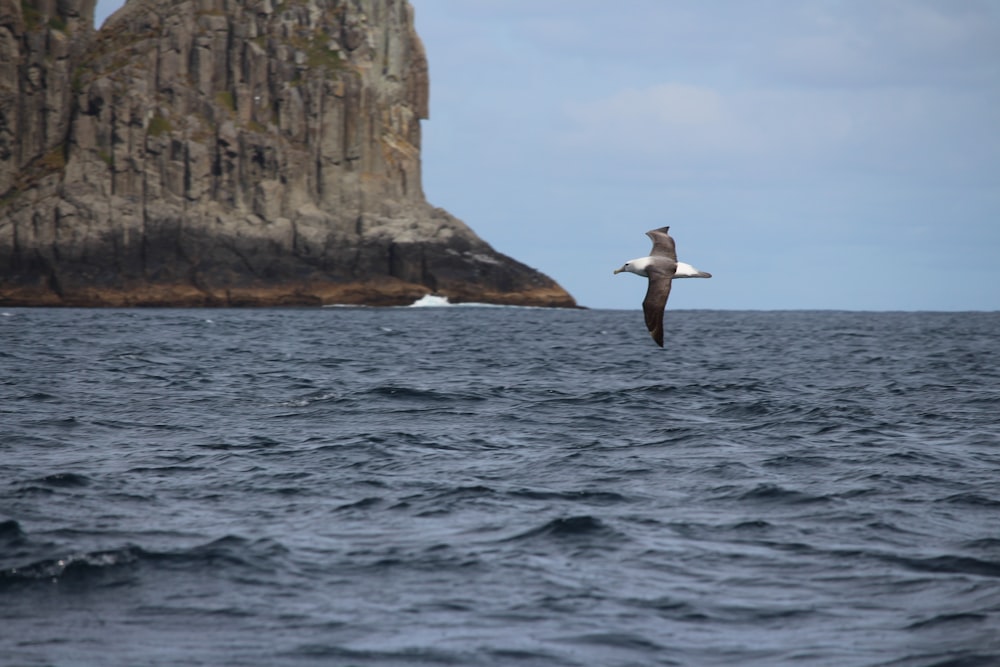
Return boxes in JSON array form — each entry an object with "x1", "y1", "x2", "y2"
[{"x1": 2, "y1": 308, "x2": 999, "y2": 666}]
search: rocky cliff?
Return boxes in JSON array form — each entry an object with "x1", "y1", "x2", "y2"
[{"x1": 0, "y1": 0, "x2": 576, "y2": 307}]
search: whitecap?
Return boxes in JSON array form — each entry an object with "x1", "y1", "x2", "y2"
[{"x1": 409, "y1": 294, "x2": 451, "y2": 307}]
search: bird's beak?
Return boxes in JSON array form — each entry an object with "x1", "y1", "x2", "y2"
[{"x1": 613, "y1": 268, "x2": 623, "y2": 275}]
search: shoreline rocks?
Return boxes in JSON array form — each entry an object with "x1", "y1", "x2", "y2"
[{"x1": 0, "y1": 0, "x2": 578, "y2": 308}]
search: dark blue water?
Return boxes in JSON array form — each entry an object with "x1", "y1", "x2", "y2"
[{"x1": 2, "y1": 307, "x2": 999, "y2": 666}]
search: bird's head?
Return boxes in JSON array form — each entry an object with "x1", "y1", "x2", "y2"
[{"x1": 614, "y1": 258, "x2": 649, "y2": 277}]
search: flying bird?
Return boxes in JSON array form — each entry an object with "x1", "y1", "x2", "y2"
[{"x1": 614, "y1": 226, "x2": 712, "y2": 347}]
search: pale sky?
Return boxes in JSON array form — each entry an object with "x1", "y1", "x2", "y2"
[{"x1": 94, "y1": 1, "x2": 1000, "y2": 310}]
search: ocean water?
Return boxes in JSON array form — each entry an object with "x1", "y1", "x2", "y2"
[{"x1": 2, "y1": 306, "x2": 999, "y2": 667}]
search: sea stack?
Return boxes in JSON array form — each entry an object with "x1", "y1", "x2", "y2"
[{"x1": 0, "y1": 0, "x2": 577, "y2": 307}]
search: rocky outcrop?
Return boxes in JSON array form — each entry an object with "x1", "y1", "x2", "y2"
[{"x1": 0, "y1": 0, "x2": 577, "y2": 307}]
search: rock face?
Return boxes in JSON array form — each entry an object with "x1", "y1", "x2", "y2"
[{"x1": 0, "y1": 0, "x2": 577, "y2": 307}]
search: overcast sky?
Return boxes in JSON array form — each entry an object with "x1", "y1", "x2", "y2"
[{"x1": 94, "y1": 1, "x2": 1000, "y2": 310}]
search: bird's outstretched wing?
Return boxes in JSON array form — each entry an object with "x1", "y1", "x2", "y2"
[
  {"x1": 642, "y1": 268, "x2": 674, "y2": 347},
  {"x1": 645, "y1": 226, "x2": 677, "y2": 262}
]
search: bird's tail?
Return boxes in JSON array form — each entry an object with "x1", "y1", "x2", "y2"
[{"x1": 674, "y1": 262, "x2": 712, "y2": 278}]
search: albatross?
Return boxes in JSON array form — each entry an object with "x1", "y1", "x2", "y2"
[{"x1": 614, "y1": 226, "x2": 712, "y2": 347}]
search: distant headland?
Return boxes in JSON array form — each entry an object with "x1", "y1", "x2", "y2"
[{"x1": 0, "y1": 0, "x2": 577, "y2": 308}]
